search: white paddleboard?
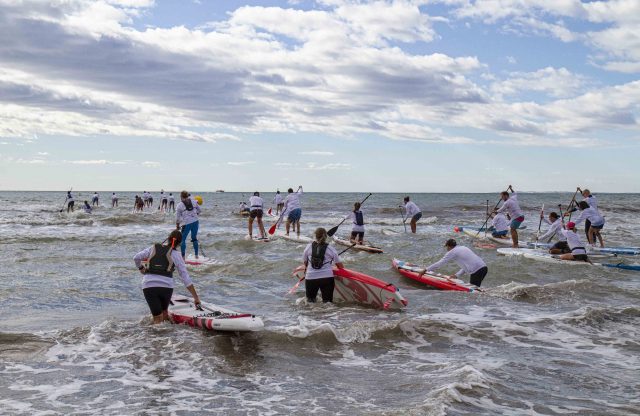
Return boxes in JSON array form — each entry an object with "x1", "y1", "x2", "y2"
[
  {"x1": 332, "y1": 236, "x2": 383, "y2": 253},
  {"x1": 462, "y1": 228, "x2": 513, "y2": 246},
  {"x1": 169, "y1": 295, "x2": 264, "y2": 332},
  {"x1": 244, "y1": 234, "x2": 271, "y2": 242},
  {"x1": 184, "y1": 254, "x2": 218, "y2": 266},
  {"x1": 274, "y1": 230, "x2": 312, "y2": 243}
]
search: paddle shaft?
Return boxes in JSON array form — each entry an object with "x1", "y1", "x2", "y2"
[
  {"x1": 476, "y1": 186, "x2": 509, "y2": 237},
  {"x1": 537, "y1": 203, "x2": 545, "y2": 233},
  {"x1": 567, "y1": 188, "x2": 580, "y2": 221},
  {"x1": 269, "y1": 186, "x2": 302, "y2": 235},
  {"x1": 327, "y1": 193, "x2": 372, "y2": 236},
  {"x1": 399, "y1": 206, "x2": 407, "y2": 233}
]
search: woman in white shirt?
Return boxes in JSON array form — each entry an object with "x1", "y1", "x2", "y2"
[{"x1": 302, "y1": 228, "x2": 344, "y2": 303}]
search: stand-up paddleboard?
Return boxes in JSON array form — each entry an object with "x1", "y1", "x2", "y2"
[
  {"x1": 382, "y1": 228, "x2": 400, "y2": 236},
  {"x1": 274, "y1": 230, "x2": 312, "y2": 244},
  {"x1": 332, "y1": 236, "x2": 383, "y2": 254},
  {"x1": 233, "y1": 210, "x2": 250, "y2": 217},
  {"x1": 527, "y1": 242, "x2": 640, "y2": 256},
  {"x1": 497, "y1": 248, "x2": 640, "y2": 271},
  {"x1": 333, "y1": 268, "x2": 407, "y2": 310},
  {"x1": 499, "y1": 247, "x2": 617, "y2": 260},
  {"x1": 169, "y1": 295, "x2": 264, "y2": 332},
  {"x1": 392, "y1": 259, "x2": 480, "y2": 292},
  {"x1": 459, "y1": 227, "x2": 514, "y2": 246},
  {"x1": 184, "y1": 254, "x2": 218, "y2": 266},
  {"x1": 245, "y1": 234, "x2": 271, "y2": 242}
]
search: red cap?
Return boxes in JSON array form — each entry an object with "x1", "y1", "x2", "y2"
[{"x1": 566, "y1": 221, "x2": 576, "y2": 229}]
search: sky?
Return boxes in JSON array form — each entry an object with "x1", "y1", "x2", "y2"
[{"x1": 0, "y1": 0, "x2": 639, "y2": 192}]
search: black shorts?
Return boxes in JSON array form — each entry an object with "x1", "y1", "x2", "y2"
[
  {"x1": 411, "y1": 212, "x2": 422, "y2": 222},
  {"x1": 470, "y1": 266, "x2": 488, "y2": 287},
  {"x1": 351, "y1": 231, "x2": 364, "y2": 241},
  {"x1": 68, "y1": 201, "x2": 74, "y2": 208},
  {"x1": 250, "y1": 209, "x2": 263, "y2": 219},
  {"x1": 573, "y1": 254, "x2": 589, "y2": 262},
  {"x1": 551, "y1": 241, "x2": 570, "y2": 253},
  {"x1": 305, "y1": 277, "x2": 335, "y2": 303},
  {"x1": 143, "y1": 287, "x2": 173, "y2": 316}
]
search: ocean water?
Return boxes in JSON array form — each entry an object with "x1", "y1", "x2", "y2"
[{"x1": 0, "y1": 191, "x2": 639, "y2": 415}]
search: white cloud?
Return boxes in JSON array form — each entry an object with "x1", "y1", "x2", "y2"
[
  {"x1": 304, "y1": 162, "x2": 351, "y2": 170},
  {"x1": 66, "y1": 159, "x2": 128, "y2": 165},
  {"x1": 142, "y1": 161, "x2": 160, "y2": 168},
  {"x1": 491, "y1": 67, "x2": 588, "y2": 99},
  {"x1": 227, "y1": 161, "x2": 255, "y2": 166},
  {"x1": 298, "y1": 151, "x2": 334, "y2": 156},
  {"x1": 37, "y1": 151, "x2": 49, "y2": 155}
]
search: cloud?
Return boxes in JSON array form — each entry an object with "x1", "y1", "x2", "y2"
[
  {"x1": 66, "y1": 159, "x2": 128, "y2": 165},
  {"x1": 491, "y1": 67, "x2": 588, "y2": 99},
  {"x1": 227, "y1": 161, "x2": 255, "y2": 166},
  {"x1": 37, "y1": 151, "x2": 49, "y2": 155},
  {"x1": 142, "y1": 161, "x2": 160, "y2": 168},
  {"x1": 298, "y1": 151, "x2": 334, "y2": 156},
  {"x1": 304, "y1": 162, "x2": 350, "y2": 170}
]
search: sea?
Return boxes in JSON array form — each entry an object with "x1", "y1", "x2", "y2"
[{"x1": 0, "y1": 191, "x2": 638, "y2": 415}]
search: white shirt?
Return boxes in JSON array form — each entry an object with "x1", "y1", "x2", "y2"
[
  {"x1": 404, "y1": 201, "x2": 421, "y2": 217},
  {"x1": 143, "y1": 192, "x2": 149, "y2": 200},
  {"x1": 176, "y1": 197, "x2": 201, "y2": 226},
  {"x1": 92, "y1": 193, "x2": 99, "y2": 200},
  {"x1": 284, "y1": 189, "x2": 303, "y2": 212},
  {"x1": 133, "y1": 246, "x2": 193, "y2": 289},
  {"x1": 491, "y1": 213, "x2": 509, "y2": 232},
  {"x1": 161, "y1": 192, "x2": 167, "y2": 201},
  {"x1": 249, "y1": 196, "x2": 264, "y2": 211},
  {"x1": 497, "y1": 192, "x2": 524, "y2": 219},
  {"x1": 427, "y1": 246, "x2": 486, "y2": 277},
  {"x1": 168, "y1": 195, "x2": 175, "y2": 202},
  {"x1": 348, "y1": 210, "x2": 365, "y2": 232},
  {"x1": 561, "y1": 229, "x2": 586, "y2": 254},
  {"x1": 274, "y1": 194, "x2": 283, "y2": 204},
  {"x1": 584, "y1": 194, "x2": 598, "y2": 211},
  {"x1": 303, "y1": 243, "x2": 341, "y2": 280},
  {"x1": 575, "y1": 207, "x2": 604, "y2": 227},
  {"x1": 538, "y1": 218, "x2": 565, "y2": 242},
  {"x1": 111, "y1": 194, "x2": 117, "y2": 201},
  {"x1": 67, "y1": 194, "x2": 74, "y2": 202}
]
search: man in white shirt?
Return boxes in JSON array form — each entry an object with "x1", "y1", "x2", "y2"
[
  {"x1": 423, "y1": 239, "x2": 488, "y2": 287},
  {"x1": 495, "y1": 185, "x2": 525, "y2": 248},
  {"x1": 402, "y1": 196, "x2": 422, "y2": 234}
]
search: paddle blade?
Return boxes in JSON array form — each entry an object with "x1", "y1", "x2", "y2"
[
  {"x1": 327, "y1": 225, "x2": 339, "y2": 237},
  {"x1": 268, "y1": 207, "x2": 272, "y2": 215},
  {"x1": 268, "y1": 222, "x2": 278, "y2": 235}
]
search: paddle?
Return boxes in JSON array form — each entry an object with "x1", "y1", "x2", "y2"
[
  {"x1": 327, "y1": 193, "x2": 372, "y2": 237},
  {"x1": 475, "y1": 186, "x2": 509, "y2": 237},
  {"x1": 537, "y1": 203, "x2": 545, "y2": 237},
  {"x1": 58, "y1": 187, "x2": 72, "y2": 212},
  {"x1": 566, "y1": 187, "x2": 580, "y2": 221},
  {"x1": 287, "y1": 243, "x2": 357, "y2": 294},
  {"x1": 399, "y1": 206, "x2": 407, "y2": 233}
]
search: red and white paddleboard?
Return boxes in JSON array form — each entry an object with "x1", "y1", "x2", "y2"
[
  {"x1": 332, "y1": 236, "x2": 384, "y2": 254},
  {"x1": 392, "y1": 258, "x2": 481, "y2": 293},
  {"x1": 169, "y1": 295, "x2": 264, "y2": 332},
  {"x1": 333, "y1": 267, "x2": 407, "y2": 310}
]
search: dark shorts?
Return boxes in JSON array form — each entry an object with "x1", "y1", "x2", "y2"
[
  {"x1": 68, "y1": 201, "x2": 74, "y2": 208},
  {"x1": 470, "y1": 266, "x2": 488, "y2": 287},
  {"x1": 250, "y1": 209, "x2": 263, "y2": 219},
  {"x1": 551, "y1": 241, "x2": 570, "y2": 253},
  {"x1": 305, "y1": 277, "x2": 335, "y2": 303},
  {"x1": 510, "y1": 216, "x2": 525, "y2": 230},
  {"x1": 411, "y1": 212, "x2": 422, "y2": 222},
  {"x1": 590, "y1": 223, "x2": 604, "y2": 230},
  {"x1": 288, "y1": 208, "x2": 302, "y2": 222},
  {"x1": 573, "y1": 254, "x2": 589, "y2": 262},
  {"x1": 492, "y1": 230, "x2": 508, "y2": 237},
  {"x1": 143, "y1": 287, "x2": 173, "y2": 316},
  {"x1": 351, "y1": 231, "x2": 364, "y2": 241}
]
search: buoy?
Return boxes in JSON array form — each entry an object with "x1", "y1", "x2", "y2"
[
  {"x1": 454, "y1": 226, "x2": 460, "y2": 232},
  {"x1": 194, "y1": 195, "x2": 203, "y2": 205}
]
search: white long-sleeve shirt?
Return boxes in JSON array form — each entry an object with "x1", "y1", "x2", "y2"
[
  {"x1": 584, "y1": 194, "x2": 598, "y2": 211},
  {"x1": 284, "y1": 188, "x2": 303, "y2": 212},
  {"x1": 538, "y1": 218, "x2": 565, "y2": 243},
  {"x1": 575, "y1": 207, "x2": 604, "y2": 227},
  {"x1": 497, "y1": 192, "x2": 524, "y2": 219},
  {"x1": 176, "y1": 197, "x2": 201, "y2": 226},
  {"x1": 273, "y1": 194, "x2": 283, "y2": 205},
  {"x1": 133, "y1": 246, "x2": 193, "y2": 289},
  {"x1": 348, "y1": 210, "x2": 365, "y2": 233},
  {"x1": 491, "y1": 213, "x2": 509, "y2": 232},
  {"x1": 404, "y1": 201, "x2": 421, "y2": 217},
  {"x1": 249, "y1": 196, "x2": 264, "y2": 211},
  {"x1": 561, "y1": 229, "x2": 586, "y2": 254},
  {"x1": 427, "y1": 246, "x2": 486, "y2": 277},
  {"x1": 303, "y1": 243, "x2": 341, "y2": 280}
]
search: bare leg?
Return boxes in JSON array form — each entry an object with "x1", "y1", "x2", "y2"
[
  {"x1": 296, "y1": 220, "x2": 300, "y2": 236},
  {"x1": 285, "y1": 219, "x2": 291, "y2": 235},
  {"x1": 510, "y1": 228, "x2": 519, "y2": 248},
  {"x1": 257, "y1": 218, "x2": 266, "y2": 238},
  {"x1": 595, "y1": 230, "x2": 604, "y2": 247},
  {"x1": 559, "y1": 253, "x2": 573, "y2": 261},
  {"x1": 248, "y1": 217, "x2": 254, "y2": 237},
  {"x1": 410, "y1": 219, "x2": 417, "y2": 233}
]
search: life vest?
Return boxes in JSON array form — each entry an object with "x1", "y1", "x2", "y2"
[
  {"x1": 354, "y1": 210, "x2": 364, "y2": 226},
  {"x1": 146, "y1": 244, "x2": 175, "y2": 277},
  {"x1": 311, "y1": 242, "x2": 328, "y2": 269},
  {"x1": 184, "y1": 198, "x2": 194, "y2": 211}
]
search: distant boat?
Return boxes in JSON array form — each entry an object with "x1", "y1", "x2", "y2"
[{"x1": 215, "y1": 190, "x2": 225, "y2": 193}]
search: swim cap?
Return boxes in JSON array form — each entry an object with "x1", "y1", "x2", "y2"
[{"x1": 566, "y1": 222, "x2": 576, "y2": 229}]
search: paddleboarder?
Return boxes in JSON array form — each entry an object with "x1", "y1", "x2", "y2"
[
  {"x1": 559, "y1": 222, "x2": 592, "y2": 263},
  {"x1": 91, "y1": 192, "x2": 99, "y2": 207},
  {"x1": 133, "y1": 229, "x2": 201, "y2": 324},
  {"x1": 571, "y1": 201, "x2": 605, "y2": 248},
  {"x1": 82, "y1": 200, "x2": 92, "y2": 214},
  {"x1": 402, "y1": 196, "x2": 422, "y2": 234},
  {"x1": 488, "y1": 212, "x2": 509, "y2": 239},
  {"x1": 302, "y1": 227, "x2": 344, "y2": 303},
  {"x1": 495, "y1": 185, "x2": 525, "y2": 248},
  {"x1": 176, "y1": 190, "x2": 202, "y2": 259},
  {"x1": 168, "y1": 193, "x2": 175, "y2": 212},
  {"x1": 273, "y1": 190, "x2": 284, "y2": 215},
  {"x1": 537, "y1": 212, "x2": 570, "y2": 254},
  {"x1": 348, "y1": 202, "x2": 366, "y2": 244},
  {"x1": 248, "y1": 191, "x2": 267, "y2": 239},
  {"x1": 65, "y1": 191, "x2": 75, "y2": 213},
  {"x1": 111, "y1": 192, "x2": 118, "y2": 208},
  {"x1": 159, "y1": 190, "x2": 168, "y2": 211},
  {"x1": 422, "y1": 239, "x2": 488, "y2": 287},
  {"x1": 284, "y1": 186, "x2": 303, "y2": 237}
]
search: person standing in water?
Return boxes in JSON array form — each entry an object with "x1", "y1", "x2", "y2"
[
  {"x1": 248, "y1": 191, "x2": 267, "y2": 239},
  {"x1": 495, "y1": 185, "x2": 525, "y2": 248},
  {"x1": 348, "y1": 202, "x2": 365, "y2": 244},
  {"x1": 92, "y1": 192, "x2": 99, "y2": 207},
  {"x1": 111, "y1": 192, "x2": 118, "y2": 208},
  {"x1": 302, "y1": 227, "x2": 344, "y2": 303},
  {"x1": 423, "y1": 239, "x2": 488, "y2": 287},
  {"x1": 572, "y1": 201, "x2": 605, "y2": 247},
  {"x1": 176, "y1": 190, "x2": 202, "y2": 259},
  {"x1": 168, "y1": 193, "x2": 175, "y2": 212},
  {"x1": 66, "y1": 191, "x2": 75, "y2": 213},
  {"x1": 159, "y1": 190, "x2": 168, "y2": 212},
  {"x1": 133, "y1": 230, "x2": 201, "y2": 324},
  {"x1": 273, "y1": 190, "x2": 284, "y2": 215},
  {"x1": 83, "y1": 200, "x2": 92, "y2": 213},
  {"x1": 284, "y1": 186, "x2": 303, "y2": 236},
  {"x1": 402, "y1": 196, "x2": 422, "y2": 234}
]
